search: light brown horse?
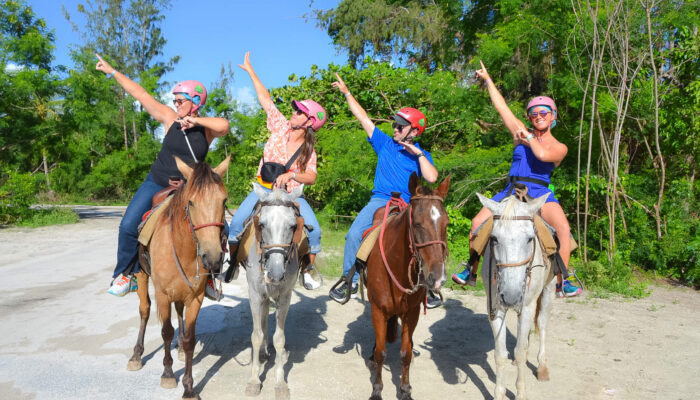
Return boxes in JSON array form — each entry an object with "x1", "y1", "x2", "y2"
[
  {"x1": 365, "y1": 172, "x2": 450, "y2": 400},
  {"x1": 127, "y1": 155, "x2": 230, "y2": 400}
]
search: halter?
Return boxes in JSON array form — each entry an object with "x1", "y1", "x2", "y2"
[
  {"x1": 253, "y1": 198, "x2": 302, "y2": 276},
  {"x1": 378, "y1": 194, "x2": 448, "y2": 295},
  {"x1": 170, "y1": 199, "x2": 226, "y2": 288}
]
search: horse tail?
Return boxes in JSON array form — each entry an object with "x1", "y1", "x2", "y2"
[
  {"x1": 534, "y1": 293, "x2": 542, "y2": 334},
  {"x1": 386, "y1": 315, "x2": 399, "y2": 343}
]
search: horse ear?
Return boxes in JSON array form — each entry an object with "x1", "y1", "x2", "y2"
[
  {"x1": 174, "y1": 156, "x2": 193, "y2": 181},
  {"x1": 213, "y1": 155, "x2": 231, "y2": 178},
  {"x1": 289, "y1": 184, "x2": 304, "y2": 200},
  {"x1": 435, "y1": 174, "x2": 451, "y2": 199},
  {"x1": 253, "y1": 215, "x2": 262, "y2": 242},
  {"x1": 253, "y1": 183, "x2": 268, "y2": 200},
  {"x1": 524, "y1": 194, "x2": 549, "y2": 215},
  {"x1": 476, "y1": 192, "x2": 500, "y2": 214},
  {"x1": 292, "y1": 216, "x2": 304, "y2": 245},
  {"x1": 409, "y1": 172, "x2": 420, "y2": 196}
]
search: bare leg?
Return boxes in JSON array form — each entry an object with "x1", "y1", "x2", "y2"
[
  {"x1": 181, "y1": 298, "x2": 203, "y2": 400},
  {"x1": 127, "y1": 271, "x2": 150, "y2": 371},
  {"x1": 370, "y1": 305, "x2": 388, "y2": 400},
  {"x1": 157, "y1": 295, "x2": 177, "y2": 389}
]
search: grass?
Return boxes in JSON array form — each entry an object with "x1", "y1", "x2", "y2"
[{"x1": 14, "y1": 207, "x2": 80, "y2": 227}]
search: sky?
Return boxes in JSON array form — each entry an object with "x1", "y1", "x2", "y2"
[{"x1": 27, "y1": 0, "x2": 347, "y2": 108}]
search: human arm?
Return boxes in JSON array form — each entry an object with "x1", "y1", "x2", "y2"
[
  {"x1": 332, "y1": 73, "x2": 376, "y2": 138},
  {"x1": 274, "y1": 170, "x2": 317, "y2": 189},
  {"x1": 239, "y1": 52, "x2": 274, "y2": 114},
  {"x1": 476, "y1": 60, "x2": 527, "y2": 144},
  {"x1": 95, "y1": 54, "x2": 176, "y2": 126},
  {"x1": 400, "y1": 141, "x2": 438, "y2": 183},
  {"x1": 517, "y1": 128, "x2": 569, "y2": 166},
  {"x1": 177, "y1": 115, "x2": 230, "y2": 141}
]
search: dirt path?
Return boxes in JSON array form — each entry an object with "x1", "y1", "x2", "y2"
[{"x1": 0, "y1": 206, "x2": 697, "y2": 400}]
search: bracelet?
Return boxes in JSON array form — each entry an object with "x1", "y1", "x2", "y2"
[
  {"x1": 344, "y1": 92, "x2": 351, "y2": 97},
  {"x1": 106, "y1": 69, "x2": 117, "y2": 79},
  {"x1": 292, "y1": 172, "x2": 296, "y2": 180},
  {"x1": 525, "y1": 133, "x2": 534, "y2": 142},
  {"x1": 417, "y1": 152, "x2": 425, "y2": 158},
  {"x1": 485, "y1": 78, "x2": 492, "y2": 85}
]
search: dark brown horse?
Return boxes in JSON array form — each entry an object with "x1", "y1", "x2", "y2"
[
  {"x1": 366, "y1": 172, "x2": 450, "y2": 400},
  {"x1": 127, "y1": 155, "x2": 230, "y2": 400}
]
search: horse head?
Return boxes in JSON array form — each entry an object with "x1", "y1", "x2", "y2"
[
  {"x1": 253, "y1": 184, "x2": 304, "y2": 285},
  {"x1": 477, "y1": 192, "x2": 548, "y2": 308},
  {"x1": 408, "y1": 172, "x2": 451, "y2": 291},
  {"x1": 174, "y1": 155, "x2": 230, "y2": 272}
]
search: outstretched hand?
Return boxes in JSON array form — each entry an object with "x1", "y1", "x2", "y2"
[
  {"x1": 239, "y1": 52, "x2": 253, "y2": 74},
  {"x1": 95, "y1": 53, "x2": 114, "y2": 75},
  {"x1": 331, "y1": 73, "x2": 350, "y2": 95},
  {"x1": 475, "y1": 60, "x2": 491, "y2": 82}
]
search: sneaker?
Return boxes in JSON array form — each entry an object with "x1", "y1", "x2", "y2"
[
  {"x1": 452, "y1": 267, "x2": 470, "y2": 285},
  {"x1": 108, "y1": 275, "x2": 135, "y2": 297},
  {"x1": 205, "y1": 278, "x2": 222, "y2": 301},
  {"x1": 329, "y1": 282, "x2": 358, "y2": 302},
  {"x1": 562, "y1": 280, "x2": 582, "y2": 297},
  {"x1": 302, "y1": 271, "x2": 321, "y2": 290},
  {"x1": 426, "y1": 291, "x2": 442, "y2": 309}
]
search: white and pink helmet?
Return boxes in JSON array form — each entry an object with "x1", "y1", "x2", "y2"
[
  {"x1": 291, "y1": 99, "x2": 327, "y2": 131},
  {"x1": 172, "y1": 80, "x2": 207, "y2": 113},
  {"x1": 527, "y1": 96, "x2": 558, "y2": 128}
]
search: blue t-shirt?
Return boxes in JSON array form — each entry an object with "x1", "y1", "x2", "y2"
[{"x1": 368, "y1": 127, "x2": 434, "y2": 203}]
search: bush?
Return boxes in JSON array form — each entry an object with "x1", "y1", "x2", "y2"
[{"x1": 0, "y1": 171, "x2": 38, "y2": 224}]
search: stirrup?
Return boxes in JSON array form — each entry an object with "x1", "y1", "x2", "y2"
[
  {"x1": 329, "y1": 273, "x2": 353, "y2": 305},
  {"x1": 223, "y1": 260, "x2": 239, "y2": 283},
  {"x1": 302, "y1": 264, "x2": 324, "y2": 288}
]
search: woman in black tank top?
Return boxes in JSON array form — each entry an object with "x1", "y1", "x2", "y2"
[{"x1": 95, "y1": 54, "x2": 229, "y2": 299}]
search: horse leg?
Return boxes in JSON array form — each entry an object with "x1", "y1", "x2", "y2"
[
  {"x1": 246, "y1": 293, "x2": 267, "y2": 396},
  {"x1": 514, "y1": 302, "x2": 536, "y2": 400},
  {"x1": 369, "y1": 305, "x2": 388, "y2": 400},
  {"x1": 156, "y1": 294, "x2": 177, "y2": 389},
  {"x1": 181, "y1": 299, "x2": 203, "y2": 400},
  {"x1": 260, "y1": 297, "x2": 270, "y2": 361},
  {"x1": 536, "y1": 280, "x2": 556, "y2": 381},
  {"x1": 490, "y1": 309, "x2": 508, "y2": 400},
  {"x1": 175, "y1": 301, "x2": 186, "y2": 362},
  {"x1": 273, "y1": 292, "x2": 292, "y2": 400},
  {"x1": 127, "y1": 271, "x2": 150, "y2": 371},
  {"x1": 399, "y1": 306, "x2": 420, "y2": 400}
]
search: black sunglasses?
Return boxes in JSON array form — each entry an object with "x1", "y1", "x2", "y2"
[{"x1": 392, "y1": 122, "x2": 409, "y2": 130}]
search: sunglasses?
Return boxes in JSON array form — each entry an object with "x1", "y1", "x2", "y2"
[
  {"x1": 293, "y1": 109, "x2": 307, "y2": 116},
  {"x1": 529, "y1": 110, "x2": 551, "y2": 118},
  {"x1": 173, "y1": 98, "x2": 190, "y2": 106},
  {"x1": 392, "y1": 122, "x2": 409, "y2": 130}
]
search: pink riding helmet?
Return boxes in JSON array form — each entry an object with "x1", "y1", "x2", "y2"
[
  {"x1": 292, "y1": 99, "x2": 327, "y2": 131},
  {"x1": 527, "y1": 96, "x2": 558, "y2": 128},
  {"x1": 172, "y1": 80, "x2": 207, "y2": 113}
]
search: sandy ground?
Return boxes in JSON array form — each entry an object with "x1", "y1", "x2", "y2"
[{"x1": 0, "y1": 206, "x2": 698, "y2": 400}]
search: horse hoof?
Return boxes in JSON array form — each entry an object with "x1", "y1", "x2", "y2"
[
  {"x1": 245, "y1": 383, "x2": 262, "y2": 396},
  {"x1": 182, "y1": 394, "x2": 198, "y2": 400},
  {"x1": 161, "y1": 377, "x2": 178, "y2": 389},
  {"x1": 369, "y1": 395, "x2": 382, "y2": 400},
  {"x1": 275, "y1": 385, "x2": 290, "y2": 400},
  {"x1": 126, "y1": 359, "x2": 143, "y2": 371},
  {"x1": 537, "y1": 365, "x2": 550, "y2": 381}
]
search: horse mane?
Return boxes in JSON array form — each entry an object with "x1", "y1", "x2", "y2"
[
  {"x1": 169, "y1": 162, "x2": 223, "y2": 215},
  {"x1": 498, "y1": 196, "x2": 518, "y2": 229}
]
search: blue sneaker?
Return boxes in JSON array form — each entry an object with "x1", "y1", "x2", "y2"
[
  {"x1": 452, "y1": 267, "x2": 470, "y2": 285},
  {"x1": 562, "y1": 280, "x2": 582, "y2": 297}
]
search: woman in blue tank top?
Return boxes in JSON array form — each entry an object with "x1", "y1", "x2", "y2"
[
  {"x1": 95, "y1": 54, "x2": 230, "y2": 300},
  {"x1": 453, "y1": 61, "x2": 581, "y2": 298}
]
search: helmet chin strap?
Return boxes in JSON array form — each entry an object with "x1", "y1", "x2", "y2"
[{"x1": 395, "y1": 127, "x2": 414, "y2": 143}]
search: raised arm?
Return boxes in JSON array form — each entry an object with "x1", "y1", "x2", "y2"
[
  {"x1": 332, "y1": 73, "x2": 376, "y2": 138},
  {"x1": 476, "y1": 60, "x2": 527, "y2": 144},
  {"x1": 95, "y1": 54, "x2": 176, "y2": 126},
  {"x1": 239, "y1": 52, "x2": 274, "y2": 113}
]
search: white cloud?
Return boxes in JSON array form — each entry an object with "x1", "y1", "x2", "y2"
[
  {"x1": 235, "y1": 86, "x2": 259, "y2": 111},
  {"x1": 5, "y1": 63, "x2": 24, "y2": 73}
]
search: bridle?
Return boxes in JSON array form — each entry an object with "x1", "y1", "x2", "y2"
[
  {"x1": 170, "y1": 198, "x2": 226, "y2": 288},
  {"x1": 253, "y1": 198, "x2": 302, "y2": 274},
  {"x1": 379, "y1": 194, "x2": 448, "y2": 295}
]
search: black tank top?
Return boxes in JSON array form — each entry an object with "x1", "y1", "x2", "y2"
[{"x1": 150, "y1": 122, "x2": 208, "y2": 187}]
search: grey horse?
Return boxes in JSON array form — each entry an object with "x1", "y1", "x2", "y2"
[
  {"x1": 244, "y1": 184, "x2": 305, "y2": 400},
  {"x1": 477, "y1": 193, "x2": 556, "y2": 400}
]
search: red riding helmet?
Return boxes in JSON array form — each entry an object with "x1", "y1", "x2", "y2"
[{"x1": 393, "y1": 107, "x2": 427, "y2": 135}]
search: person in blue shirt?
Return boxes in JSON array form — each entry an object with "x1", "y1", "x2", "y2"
[{"x1": 329, "y1": 73, "x2": 440, "y2": 305}]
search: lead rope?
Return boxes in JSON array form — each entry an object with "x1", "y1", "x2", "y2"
[{"x1": 378, "y1": 197, "x2": 417, "y2": 294}]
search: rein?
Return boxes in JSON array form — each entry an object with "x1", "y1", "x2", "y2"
[
  {"x1": 169, "y1": 198, "x2": 226, "y2": 288},
  {"x1": 254, "y1": 199, "x2": 301, "y2": 275},
  {"x1": 378, "y1": 194, "x2": 448, "y2": 295}
]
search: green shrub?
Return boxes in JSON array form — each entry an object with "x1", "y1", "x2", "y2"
[{"x1": 0, "y1": 171, "x2": 38, "y2": 224}]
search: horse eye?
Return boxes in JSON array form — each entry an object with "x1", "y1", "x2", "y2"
[
  {"x1": 188, "y1": 200, "x2": 194, "y2": 207},
  {"x1": 491, "y1": 237, "x2": 498, "y2": 244}
]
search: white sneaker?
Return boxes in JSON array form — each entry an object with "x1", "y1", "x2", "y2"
[
  {"x1": 303, "y1": 272, "x2": 322, "y2": 290},
  {"x1": 108, "y1": 275, "x2": 136, "y2": 297},
  {"x1": 205, "y1": 279, "x2": 222, "y2": 301}
]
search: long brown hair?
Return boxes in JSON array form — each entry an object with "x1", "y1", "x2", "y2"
[{"x1": 296, "y1": 126, "x2": 316, "y2": 172}]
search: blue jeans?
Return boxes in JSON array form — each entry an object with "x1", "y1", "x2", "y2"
[
  {"x1": 114, "y1": 173, "x2": 165, "y2": 278},
  {"x1": 342, "y1": 196, "x2": 389, "y2": 284},
  {"x1": 228, "y1": 185, "x2": 322, "y2": 254}
]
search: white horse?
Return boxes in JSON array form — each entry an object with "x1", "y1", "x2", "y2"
[
  {"x1": 477, "y1": 193, "x2": 556, "y2": 400},
  {"x1": 244, "y1": 184, "x2": 305, "y2": 400}
]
